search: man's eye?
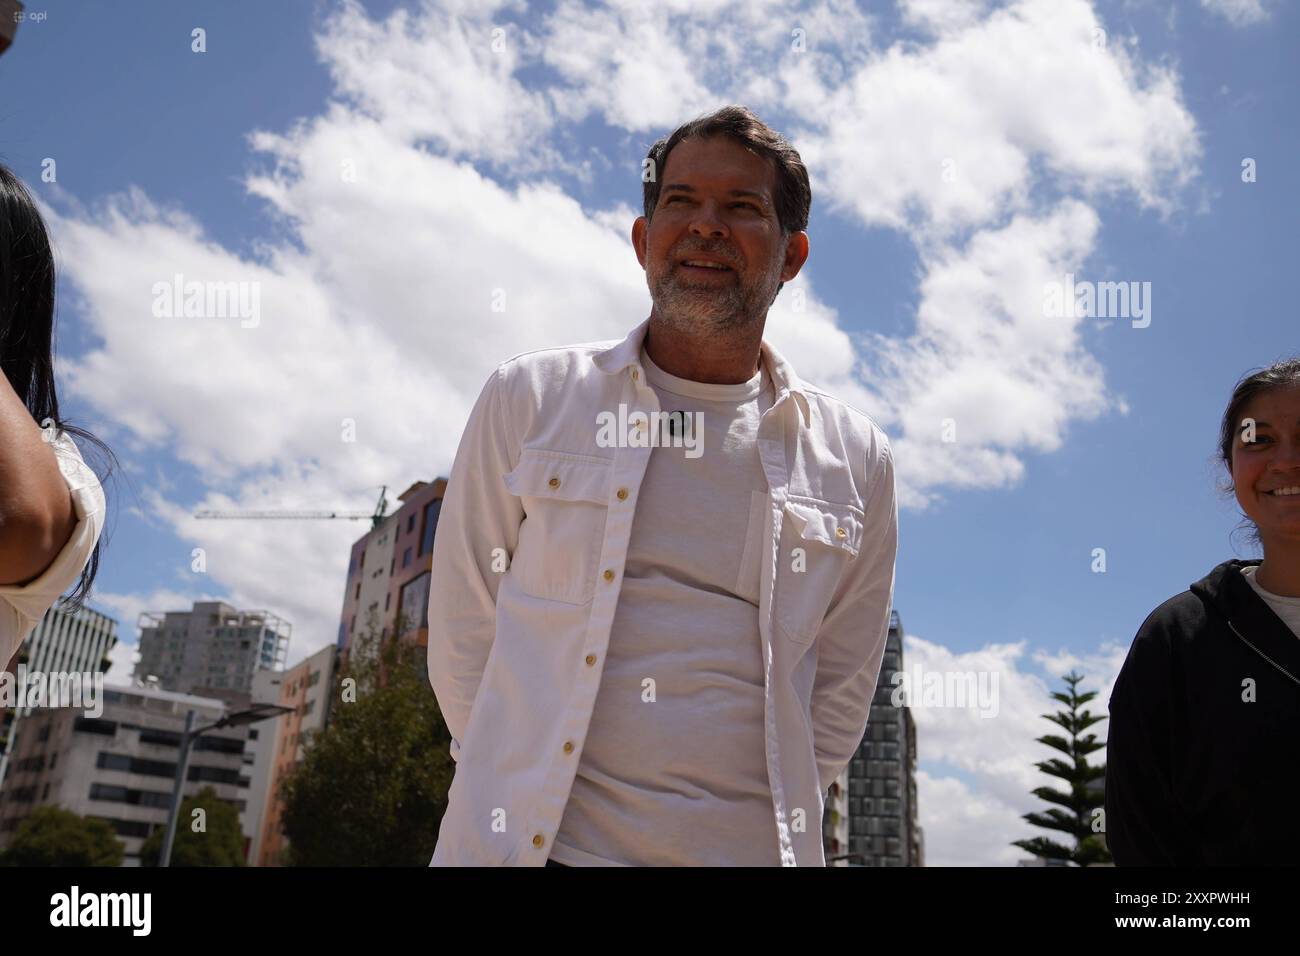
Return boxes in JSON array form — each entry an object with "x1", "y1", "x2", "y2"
[{"x1": 664, "y1": 196, "x2": 756, "y2": 210}]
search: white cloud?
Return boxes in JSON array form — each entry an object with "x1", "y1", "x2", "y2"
[
  {"x1": 47, "y1": 0, "x2": 1199, "y2": 673},
  {"x1": 314, "y1": 0, "x2": 562, "y2": 173},
  {"x1": 1200, "y1": 0, "x2": 1273, "y2": 26},
  {"x1": 796, "y1": 0, "x2": 1198, "y2": 236},
  {"x1": 540, "y1": 0, "x2": 876, "y2": 131},
  {"x1": 900, "y1": 0, "x2": 997, "y2": 35},
  {"x1": 773, "y1": 0, "x2": 1199, "y2": 506},
  {"x1": 902, "y1": 632, "x2": 1123, "y2": 864},
  {"x1": 864, "y1": 201, "x2": 1113, "y2": 507},
  {"x1": 915, "y1": 770, "x2": 1027, "y2": 866}
]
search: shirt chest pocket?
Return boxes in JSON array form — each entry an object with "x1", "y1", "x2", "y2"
[
  {"x1": 502, "y1": 449, "x2": 613, "y2": 606},
  {"x1": 774, "y1": 495, "x2": 864, "y2": 644}
]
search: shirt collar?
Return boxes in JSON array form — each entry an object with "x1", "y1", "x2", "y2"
[{"x1": 592, "y1": 316, "x2": 812, "y2": 427}]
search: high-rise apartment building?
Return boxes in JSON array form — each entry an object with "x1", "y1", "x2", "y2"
[
  {"x1": 0, "y1": 602, "x2": 118, "y2": 790},
  {"x1": 135, "y1": 601, "x2": 289, "y2": 694},
  {"x1": 844, "y1": 610, "x2": 924, "y2": 866}
]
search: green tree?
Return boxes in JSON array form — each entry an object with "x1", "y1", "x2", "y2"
[
  {"x1": 139, "y1": 784, "x2": 246, "y2": 866},
  {"x1": 1012, "y1": 670, "x2": 1112, "y2": 866},
  {"x1": 0, "y1": 805, "x2": 124, "y2": 866},
  {"x1": 278, "y1": 608, "x2": 454, "y2": 865}
]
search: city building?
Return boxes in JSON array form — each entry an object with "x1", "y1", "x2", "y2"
[
  {"x1": 823, "y1": 767, "x2": 851, "y2": 864},
  {"x1": 0, "y1": 601, "x2": 118, "y2": 790},
  {"x1": 246, "y1": 643, "x2": 338, "y2": 866},
  {"x1": 134, "y1": 601, "x2": 289, "y2": 694},
  {"x1": 338, "y1": 479, "x2": 445, "y2": 658},
  {"x1": 844, "y1": 610, "x2": 924, "y2": 866},
  {"x1": 0, "y1": 682, "x2": 253, "y2": 864}
]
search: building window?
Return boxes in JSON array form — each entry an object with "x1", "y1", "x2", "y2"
[
  {"x1": 384, "y1": 592, "x2": 391, "y2": 611},
  {"x1": 399, "y1": 571, "x2": 431, "y2": 636},
  {"x1": 420, "y1": 498, "x2": 441, "y2": 556},
  {"x1": 403, "y1": 547, "x2": 412, "y2": 569},
  {"x1": 407, "y1": 514, "x2": 416, "y2": 533},
  {"x1": 73, "y1": 717, "x2": 117, "y2": 736},
  {"x1": 354, "y1": 582, "x2": 360, "y2": 601}
]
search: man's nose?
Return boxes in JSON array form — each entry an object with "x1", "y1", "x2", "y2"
[{"x1": 688, "y1": 203, "x2": 729, "y2": 238}]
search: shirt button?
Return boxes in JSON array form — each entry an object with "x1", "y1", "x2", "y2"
[
  {"x1": 548, "y1": 476, "x2": 560, "y2": 489},
  {"x1": 616, "y1": 487, "x2": 629, "y2": 500},
  {"x1": 532, "y1": 834, "x2": 545, "y2": 848},
  {"x1": 632, "y1": 369, "x2": 639, "y2": 380},
  {"x1": 585, "y1": 654, "x2": 597, "y2": 666},
  {"x1": 603, "y1": 569, "x2": 615, "y2": 582},
  {"x1": 563, "y1": 741, "x2": 574, "y2": 753},
  {"x1": 835, "y1": 527, "x2": 846, "y2": 538}
]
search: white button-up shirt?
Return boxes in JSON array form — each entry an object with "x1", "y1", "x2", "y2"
[{"x1": 427, "y1": 316, "x2": 898, "y2": 866}]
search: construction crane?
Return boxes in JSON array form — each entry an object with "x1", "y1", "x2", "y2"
[{"x1": 194, "y1": 486, "x2": 391, "y2": 530}]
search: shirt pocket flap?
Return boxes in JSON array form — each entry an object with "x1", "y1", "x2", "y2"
[
  {"x1": 784, "y1": 496, "x2": 864, "y2": 557},
  {"x1": 503, "y1": 449, "x2": 612, "y2": 505}
]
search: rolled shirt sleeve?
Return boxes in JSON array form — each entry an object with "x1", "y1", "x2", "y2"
[{"x1": 0, "y1": 431, "x2": 106, "y2": 669}]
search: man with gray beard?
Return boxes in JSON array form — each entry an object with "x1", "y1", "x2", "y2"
[{"x1": 428, "y1": 105, "x2": 898, "y2": 867}]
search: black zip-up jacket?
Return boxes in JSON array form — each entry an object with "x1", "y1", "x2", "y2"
[{"x1": 1106, "y1": 559, "x2": 1300, "y2": 865}]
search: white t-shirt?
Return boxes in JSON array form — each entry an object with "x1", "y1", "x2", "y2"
[
  {"x1": 0, "y1": 430, "x2": 106, "y2": 668},
  {"x1": 550, "y1": 345, "x2": 781, "y2": 866},
  {"x1": 1241, "y1": 564, "x2": 1300, "y2": 640}
]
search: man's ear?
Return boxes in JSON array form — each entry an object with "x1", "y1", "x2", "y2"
[
  {"x1": 632, "y1": 216, "x2": 647, "y2": 269},
  {"x1": 780, "y1": 231, "x2": 810, "y2": 283}
]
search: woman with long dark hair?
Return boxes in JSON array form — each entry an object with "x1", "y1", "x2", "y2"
[
  {"x1": 1106, "y1": 356, "x2": 1300, "y2": 865},
  {"x1": 0, "y1": 162, "x2": 114, "y2": 669}
]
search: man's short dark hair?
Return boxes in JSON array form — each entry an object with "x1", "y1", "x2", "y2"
[{"x1": 642, "y1": 105, "x2": 811, "y2": 300}]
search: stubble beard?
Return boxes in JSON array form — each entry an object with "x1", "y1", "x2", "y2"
[{"x1": 647, "y1": 257, "x2": 781, "y2": 340}]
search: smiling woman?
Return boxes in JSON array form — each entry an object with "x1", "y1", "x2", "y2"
[
  {"x1": 1106, "y1": 356, "x2": 1300, "y2": 865},
  {"x1": 0, "y1": 163, "x2": 115, "y2": 670}
]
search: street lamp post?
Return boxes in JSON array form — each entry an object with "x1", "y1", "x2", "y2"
[{"x1": 159, "y1": 702, "x2": 294, "y2": 867}]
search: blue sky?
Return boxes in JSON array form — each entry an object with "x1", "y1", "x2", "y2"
[{"x1": 2, "y1": 0, "x2": 1294, "y2": 863}]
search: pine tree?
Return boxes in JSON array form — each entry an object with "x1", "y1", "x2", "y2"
[{"x1": 1012, "y1": 670, "x2": 1111, "y2": 866}]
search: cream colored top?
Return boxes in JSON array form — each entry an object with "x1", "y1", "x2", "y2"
[{"x1": 0, "y1": 430, "x2": 106, "y2": 667}]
